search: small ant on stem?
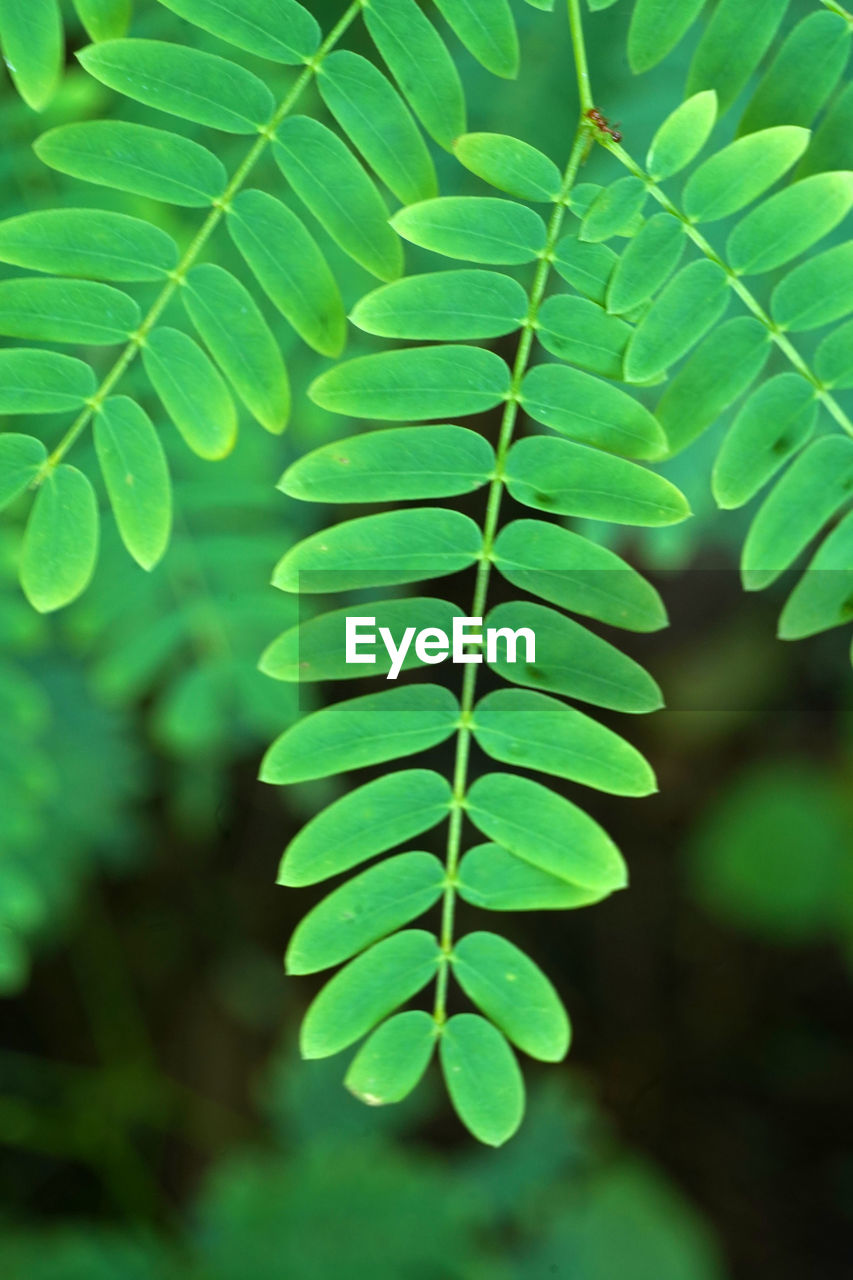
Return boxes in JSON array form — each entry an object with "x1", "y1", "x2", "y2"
[{"x1": 585, "y1": 107, "x2": 622, "y2": 144}]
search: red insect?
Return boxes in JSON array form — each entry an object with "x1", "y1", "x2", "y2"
[{"x1": 586, "y1": 107, "x2": 622, "y2": 144}]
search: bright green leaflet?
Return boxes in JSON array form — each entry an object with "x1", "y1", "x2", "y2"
[
  {"x1": 20, "y1": 466, "x2": 99, "y2": 613},
  {"x1": 439, "y1": 1014, "x2": 524, "y2": 1147},
  {"x1": 157, "y1": 0, "x2": 321, "y2": 63},
  {"x1": 351, "y1": 270, "x2": 528, "y2": 341},
  {"x1": 0, "y1": 278, "x2": 139, "y2": 346},
  {"x1": 93, "y1": 397, "x2": 171, "y2": 572},
  {"x1": 345, "y1": 1010, "x2": 437, "y2": 1105},
  {"x1": 453, "y1": 133, "x2": 561, "y2": 202},
  {"x1": 142, "y1": 327, "x2": 237, "y2": 461},
  {"x1": 0, "y1": 0, "x2": 62, "y2": 111}
]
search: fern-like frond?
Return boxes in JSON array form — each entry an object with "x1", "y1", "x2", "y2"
[
  {"x1": 261, "y1": 26, "x2": 691, "y2": 1139},
  {"x1": 0, "y1": 0, "x2": 533, "y2": 612}
]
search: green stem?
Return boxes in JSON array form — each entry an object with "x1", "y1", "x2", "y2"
[
  {"x1": 821, "y1": 0, "x2": 853, "y2": 24},
  {"x1": 39, "y1": 0, "x2": 365, "y2": 478},
  {"x1": 567, "y1": 0, "x2": 594, "y2": 113},
  {"x1": 602, "y1": 137, "x2": 853, "y2": 441},
  {"x1": 432, "y1": 12, "x2": 594, "y2": 1027}
]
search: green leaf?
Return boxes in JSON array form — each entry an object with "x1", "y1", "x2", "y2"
[
  {"x1": 580, "y1": 178, "x2": 647, "y2": 243},
  {"x1": 816, "y1": 317, "x2": 853, "y2": 389},
  {"x1": 739, "y1": 12, "x2": 850, "y2": 136},
  {"x1": 656, "y1": 317, "x2": 770, "y2": 455},
  {"x1": 493, "y1": 518, "x2": 668, "y2": 631},
  {"x1": 0, "y1": 278, "x2": 139, "y2": 345},
  {"x1": 712, "y1": 373, "x2": 817, "y2": 509},
  {"x1": 628, "y1": 0, "x2": 707, "y2": 74},
  {"x1": 93, "y1": 397, "x2": 171, "y2": 572},
  {"x1": 552, "y1": 232, "x2": 617, "y2": 304},
  {"x1": 300, "y1": 930, "x2": 440, "y2": 1059},
  {"x1": 142, "y1": 327, "x2": 237, "y2": 461},
  {"x1": 260, "y1": 685, "x2": 459, "y2": 784},
  {"x1": 363, "y1": 0, "x2": 465, "y2": 149},
  {"x1": 0, "y1": 0, "x2": 62, "y2": 110},
  {"x1": 286, "y1": 853, "x2": 445, "y2": 975},
  {"x1": 183, "y1": 263, "x2": 290, "y2": 434},
  {"x1": 0, "y1": 435, "x2": 47, "y2": 511},
  {"x1": 536, "y1": 294, "x2": 630, "y2": 378},
  {"x1": 351, "y1": 270, "x2": 527, "y2": 340},
  {"x1": 35, "y1": 121, "x2": 228, "y2": 207},
  {"x1": 272, "y1": 508, "x2": 482, "y2": 592},
  {"x1": 433, "y1": 0, "x2": 518, "y2": 78},
  {"x1": 728, "y1": 174, "x2": 853, "y2": 276},
  {"x1": 687, "y1": 1, "x2": 789, "y2": 116},
  {"x1": 771, "y1": 242, "x2": 853, "y2": 331},
  {"x1": 310, "y1": 346, "x2": 511, "y2": 420},
  {"x1": 72, "y1": 0, "x2": 131, "y2": 42},
  {"x1": 682, "y1": 126, "x2": 810, "y2": 222},
  {"x1": 78, "y1": 39, "x2": 274, "y2": 133},
  {"x1": 465, "y1": 772, "x2": 627, "y2": 890},
  {"x1": 569, "y1": 183, "x2": 602, "y2": 219},
  {"x1": 505, "y1": 436, "x2": 689, "y2": 524},
  {"x1": 440, "y1": 1014, "x2": 524, "y2": 1146},
  {"x1": 606, "y1": 214, "x2": 685, "y2": 315},
  {"x1": 345, "y1": 1010, "x2": 437, "y2": 1106},
  {"x1": 277, "y1": 770, "x2": 452, "y2": 887},
  {"x1": 778, "y1": 512, "x2": 853, "y2": 640},
  {"x1": 228, "y1": 189, "x2": 346, "y2": 358},
  {"x1": 261, "y1": 599, "x2": 464, "y2": 682},
  {"x1": 20, "y1": 466, "x2": 99, "y2": 612},
  {"x1": 279, "y1": 425, "x2": 494, "y2": 502},
  {"x1": 274, "y1": 117, "x2": 402, "y2": 282},
  {"x1": 624, "y1": 260, "x2": 730, "y2": 383},
  {"x1": 0, "y1": 349, "x2": 95, "y2": 414},
  {"x1": 458, "y1": 844, "x2": 610, "y2": 911},
  {"x1": 519, "y1": 364, "x2": 667, "y2": 460},
  {"x1": 157, "y1": 0, "x2": 320, "y2": 63},
  {"x1": 453, "y1": 133, "x2": 560, "y2": 202},
  {"x1": 472, "y1": 689, "x2": 657, "y2": 795},
  {"x1": 319, "y1": 51, "x2": 437, "y2": 205},
  {"x1": 648, "y1": 92, "x2": 712, "y2": 181},
  {"x1": 453, "y1": 931, "x2": 569, "y2": 1061},
  {"x1": 742, "y1": 437, "x2": 853, "y2": 591},
  {"x1": 485, "y1": 600, "x2": 663, "y2": 712},
  {"x1": 0, "y1": 209, "x2": 178, "y2": 281},
  {"x1": 391, "y1": 197, "x2": 546, "y2": 265}
]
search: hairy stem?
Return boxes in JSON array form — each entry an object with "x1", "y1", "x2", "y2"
[
  {"x1": 603, "y1": 138, "x2": 853, "y2": 441},
  {"x1": 432, "y1": 8, "x2": 595, "y2": 1026},
  {"x1": 39, "y1": 0, "x2": 365, "y2": 478}
]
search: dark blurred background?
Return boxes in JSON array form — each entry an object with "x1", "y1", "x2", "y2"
[{"x1": 1, "y1": 2, "x2": 852, "y2": 1277}]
